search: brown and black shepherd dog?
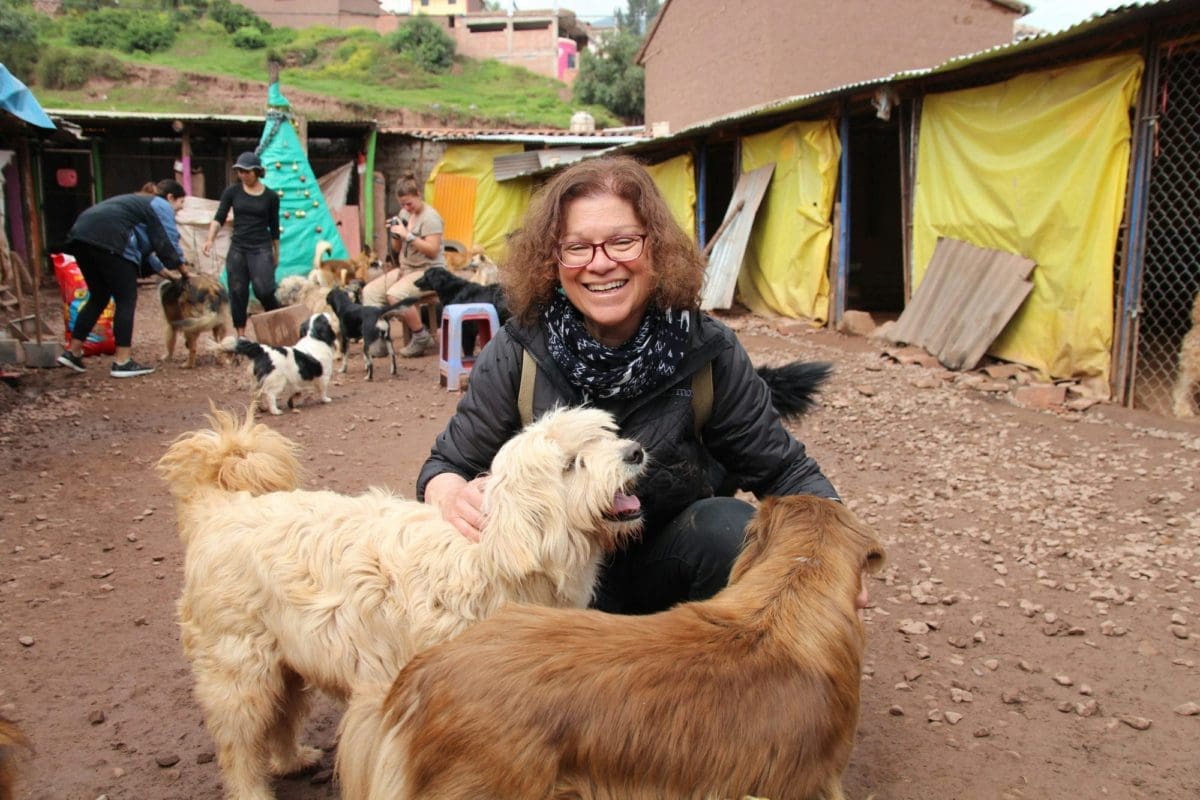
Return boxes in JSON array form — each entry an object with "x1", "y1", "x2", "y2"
[
  {"x1": 0, "y1": 717, "x2": 29, "y2": 800},
  {"x1": 337, "y1": 494, "x2": 887, "y2": 800},
  {"x1": 159, "y1": 273, "x2": 233, "y2": 368}
]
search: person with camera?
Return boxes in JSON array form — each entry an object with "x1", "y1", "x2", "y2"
[{"x1": 361, "y1": 173, "x2": 446, "y2": 357}]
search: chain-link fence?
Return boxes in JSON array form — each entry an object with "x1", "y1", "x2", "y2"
[{"x1": 1134, "y1": 31, "x2": 1200, "y2": 417}]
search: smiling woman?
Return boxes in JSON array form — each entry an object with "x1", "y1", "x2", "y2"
[{"x1": 415, "y1": 155, "x2": 844, "y2": 617}]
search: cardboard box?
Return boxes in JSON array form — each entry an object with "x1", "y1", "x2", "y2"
[{"x1": 249, "y1": 304, "x2": 312, "y2": 348}]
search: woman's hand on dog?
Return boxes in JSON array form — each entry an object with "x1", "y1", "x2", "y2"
[
  {"x1": 856, "y1": 573, "x2": 871, "y2": 612},
  {"x1": 426, "y1": 473, "x2": 489, "y2": 542}
]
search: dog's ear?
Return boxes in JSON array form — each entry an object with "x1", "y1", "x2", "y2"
[
  {"x1": 829, "y1": 501, "x2": 887, "y2": 575},
  {"x1": 730, "y1": 496, "x2": 778, "y2": 584},
  {"x1": 299, "y1": 318, "x2": 311, "y2": 338}
]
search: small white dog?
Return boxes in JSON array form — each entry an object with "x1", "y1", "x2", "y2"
[
  {"x1": 223, "y1": 312, "x2": 336, "y2": 415},
  {"x1": 156, "y1": 405, "x2": 645, "y2": 800}
]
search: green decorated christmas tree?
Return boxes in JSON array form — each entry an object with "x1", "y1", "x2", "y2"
[{"x1": 258, "y1": 81, "x2": 347, "y2": 280}]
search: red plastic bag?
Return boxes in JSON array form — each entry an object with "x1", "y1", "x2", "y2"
[{"x1": 52, "y1": 252, "x2": 116, "y2": 356}]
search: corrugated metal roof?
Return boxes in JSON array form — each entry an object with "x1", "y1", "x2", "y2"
[
  {"x1": 44, "y1": 108, "x2": 269, "y2": 124},
  {"x1": 42, "y1": 108, "x2": 375, "y2": 130},
  {"x1": 382, "y1": 126, "x2": 644, "y2": 144},
  {"x1": 620, "y1": 0, "x2": 1173, "y2": 152},
  {"x1": 494, "y1": 148, "x2": 598, "y2": 180}
]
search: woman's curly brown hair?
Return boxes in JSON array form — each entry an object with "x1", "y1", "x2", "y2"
[{"x1": 502, "y1": 155, "x2": 706, "y2": 325}]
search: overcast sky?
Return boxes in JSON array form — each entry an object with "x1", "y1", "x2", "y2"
[{"x1": 382, "y1": 1, "x2": 1126, "y2": 29}]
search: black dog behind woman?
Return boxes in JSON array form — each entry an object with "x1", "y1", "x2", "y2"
[{"x1": 406, "y1": 266, "x2": 511, "y2": 356}]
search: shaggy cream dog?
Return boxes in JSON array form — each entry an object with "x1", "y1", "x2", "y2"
[{"x1": 156, "y1": 406, "x2": 645, "y2": 800}]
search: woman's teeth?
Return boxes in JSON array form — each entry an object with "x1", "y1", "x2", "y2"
[{"x1": 588, "y1": 280, "x2": 627, "y2": 292}]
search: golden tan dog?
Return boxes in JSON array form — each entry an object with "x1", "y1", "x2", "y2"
[
  {"x1": 157, "y1": 406, "x2": 646, "y2": 800},
  {"x1": 337, "y1": 495, "x2": 885, "y2": 800},
  {"x1": 159, "y1": 273, "x2": 233, "y2": 368},
  {"x1": 0, "y1": 717, "x2": 29, "y2": 800},
  {"x1": 1171, "y1": 289, "x2": 1200, "y2": 418},
  {"x1": 310, "y1": 241, "x2": 379, "y2": 288}
]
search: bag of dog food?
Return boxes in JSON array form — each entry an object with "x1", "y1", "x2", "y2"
[{"x1": 52, "y1": 252, "x2": 116, "y2": 356}]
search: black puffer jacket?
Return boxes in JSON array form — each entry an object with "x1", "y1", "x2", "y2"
[
  {"x1": 65, "y1": 193, "x2": 183, "y2": 270},
  {"x1": 416, "y1": 312, "x2": 837, "y2": 532}
]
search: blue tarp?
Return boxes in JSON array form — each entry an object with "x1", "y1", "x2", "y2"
[{"x1": 0, "y1": 64, "x2": 55, "y2": 130}]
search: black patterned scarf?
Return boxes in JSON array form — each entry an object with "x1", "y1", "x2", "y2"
[{"x1": 541, "y1": 291, "x2": 692, "y2": 400}]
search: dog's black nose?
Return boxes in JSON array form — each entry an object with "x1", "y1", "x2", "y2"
[{"x1": 622, "y1": 443, "x2": 644, "y2": 465}]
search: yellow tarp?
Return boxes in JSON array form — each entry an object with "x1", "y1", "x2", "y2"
[
  {"x1": 426, "y1": 144, "x2": 532, "y2": 265},
  {"x1": 645, "y1": 153, "x2": 696, "y2": 239},
  {"x1": 737, "y1": 120, "x2": 841, "y2": 323},
  {"x1": 912, "y1": 53, "x2": 1143, "y2": 380}
]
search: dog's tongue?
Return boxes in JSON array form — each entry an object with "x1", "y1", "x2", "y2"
[{"x1": 612, "y1": 492, "x2": 641, "y2": 514}]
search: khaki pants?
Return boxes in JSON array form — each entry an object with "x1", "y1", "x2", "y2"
[{"x1": 362, "y1": 267, "x2": 425, "y2": 307}]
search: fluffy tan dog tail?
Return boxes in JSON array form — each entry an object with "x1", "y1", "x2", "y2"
[
  {"x1": 314, "y1": 239, "x2": 333, "y2": 272},
  {"x1": 336, "y1": 683, "x2": 410, "y2": 800},
  {"x1": 157, "y1": 405, "x2": 303, "y2": 506}
]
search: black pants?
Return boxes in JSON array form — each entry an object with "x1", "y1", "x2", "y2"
[
  {"x1": 69, "y1": 242, "x2": 139, "y2": 348},
  {"x1": 592, "y1": 496, "x2": 755, "y2": 615},
  {"x1": 226, "y1": 245, "x2": 280, "y2": 328}
]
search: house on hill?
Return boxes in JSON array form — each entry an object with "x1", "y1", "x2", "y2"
[
  {"x1": 379, "y1": 7, "x2": 591, "y2": 84},
  {"x1": 636, "y1": 0, "x2": 1027, "y2": 133},
  {"x1": 237, "y1": 0, "x2": 384, "y2": 30}
]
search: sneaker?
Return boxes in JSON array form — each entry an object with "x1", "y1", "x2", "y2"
[
  {"x1": 399, "y1": 329, "x2": 436, "y2": 358},
  {"x1": 110, "y1": 359, "x2": 155, "y2": 378},
  {"x1": 57, "y1": 352, "x2": 86, "y2": 373}
]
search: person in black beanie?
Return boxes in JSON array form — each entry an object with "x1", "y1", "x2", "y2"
[{"x1": 202, "y1": 151, "x2": 281, "y2": 338}]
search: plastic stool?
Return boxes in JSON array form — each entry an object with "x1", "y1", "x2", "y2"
[{"x1": 439, "y1": 302, "x2": 501, "y2": 391}]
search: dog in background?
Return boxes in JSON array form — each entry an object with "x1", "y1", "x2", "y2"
[
  {"x1": 467, "y1": 245, "x2": 500, "y2": 285},
  {"x1": 157, "y1": 406, "x2": 645, "y2": 800},
  {"x1": 311, "y1": 241, "x2": 379, "y2": 288},
  {"x1": 0, "y1": 717, "x2": 29, "y2": 800},
  {"x1": 159, "y1": 273, "x2": 233, "y2": 368},
  {"x1": 1171, "y1": 288, "x2": 1200, "y2": 418},
  {"x1": 337, "y1": 495, "x2": 885, "y2": 800},
  {"x1": 276, "y1": 275, "x2": 334, "y2": 316},
  {"x1": 325, "y1": 287, "x2": 405, "y2": 380},
  {"x1": 406, "y1": 266, "x2": 510, "y2": 356},
  {"x1": 222, "y1": 312, "x2": 336, "y2": 415}
]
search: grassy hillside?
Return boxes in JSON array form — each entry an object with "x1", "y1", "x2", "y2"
[{"x1": 21, "y1": 13, "x2": 619, "y2": 129}]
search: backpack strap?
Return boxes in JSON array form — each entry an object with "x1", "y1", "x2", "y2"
[
  {"x1": 518, "y1": 348, "x2": 537, "y2": 427},
  {"x1": 692, "y1": 360, "x2": 713, "y2": 440}
]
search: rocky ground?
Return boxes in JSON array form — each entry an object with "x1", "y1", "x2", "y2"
[{"x1": 1, "y1": 283, "x2": 1198, "y2": 799}]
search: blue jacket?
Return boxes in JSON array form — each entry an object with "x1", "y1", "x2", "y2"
[{"x1": 129, "y1": 196, "x2": 185, "y2": 274}]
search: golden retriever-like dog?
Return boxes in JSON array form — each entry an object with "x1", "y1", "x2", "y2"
[
  {"x1": 159, "y1": 273, "x2": 233, "y2": 368},
  {"x1": 1171, "y1": 288, "x2": 1200, "y2": 418},
  {"x1": 156, "y1": 405, "x2": 646, "y2": 800},
  {"x1": 337, "y1": 495, "x2": 885, "y2": 800},
  {"x1": 310, "y1": 241, "x2": 380, "y2": 288}
]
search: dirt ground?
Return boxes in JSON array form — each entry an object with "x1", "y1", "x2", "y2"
[{"x1": 1, "y1": 282, "x2": 1198, "y2": 800}]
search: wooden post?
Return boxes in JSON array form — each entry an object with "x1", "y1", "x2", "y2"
[
  {"x1": 180, "y1": 122, "x2": 193, "y2": 196},
  {"x1": 19, "y1": 140, "x2": 42, "y2": 288}
]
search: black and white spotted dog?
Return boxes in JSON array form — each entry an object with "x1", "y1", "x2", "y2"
[
  {"x1": 223, "y1": 312, "x2": 337, "y2": 415},
  {"x1": 325, "y1": 287, "x2": 407, "y2": 380}
]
